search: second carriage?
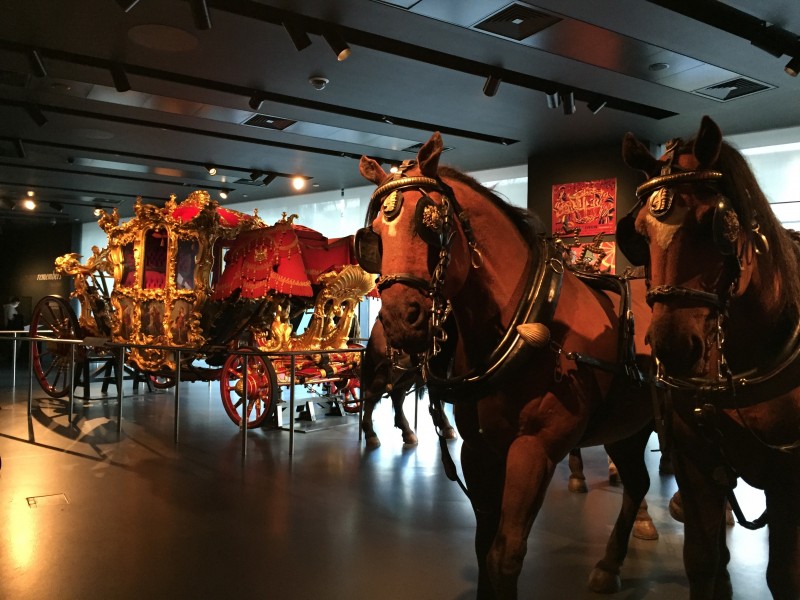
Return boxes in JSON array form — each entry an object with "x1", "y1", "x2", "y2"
[{"x1": 31, "y1": 191, "x2": 376, "y2": 428}]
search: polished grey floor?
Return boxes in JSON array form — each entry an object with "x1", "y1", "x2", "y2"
[{"x1": 0, "y1": 361, "x2": 771, "y2": 600}]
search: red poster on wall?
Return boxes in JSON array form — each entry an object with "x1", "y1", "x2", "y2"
[{"x1": 552, "y1": 178, "x2": 617, "y2": 235}]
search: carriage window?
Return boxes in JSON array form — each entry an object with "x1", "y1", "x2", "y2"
[
  {"x1": 120, "y1": 243, "x2": 136, "y2": 287},
  {"x1": 211, "y1": 242, "x2": 230, "y2": 288},
  {"x1": 142, "y1": 228, "x2": 168, "y2": 289},
  {"x1": 175, "y1": 239, "x2": 199, "y2": 290}
]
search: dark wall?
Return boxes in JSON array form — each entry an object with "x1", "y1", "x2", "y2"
[
  {"x1": 0, "y1": 222, "x2": 77, "y2": 326},
  {"x1": 527, "y1": 143, "x2": 645, "y2": 272}
]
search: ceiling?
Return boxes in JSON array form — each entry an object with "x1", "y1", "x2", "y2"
[{"x1": 1, "y1": 0, "x2": 799, "y2": 226}]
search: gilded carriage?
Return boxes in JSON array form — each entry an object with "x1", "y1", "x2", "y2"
[{"x1": 30, "y1": 191, "x2": 375, "y2": 428}]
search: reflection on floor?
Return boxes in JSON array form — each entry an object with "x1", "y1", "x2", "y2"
[{"x1": 0, "y1": 366, "x2": 771, "y2": 599}]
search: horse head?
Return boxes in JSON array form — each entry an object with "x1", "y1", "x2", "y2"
[
  {"x1": 619, "y1": 115, "x2": 785, "y2": 378},
  {"x1": 357, "y1": 132, "x2": 473, "y2": 355}
]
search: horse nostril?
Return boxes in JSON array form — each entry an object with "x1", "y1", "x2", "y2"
[{"x1": 405, "y1": 301, "x2": 423, "y2": 326}]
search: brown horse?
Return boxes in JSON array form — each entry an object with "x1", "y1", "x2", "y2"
[
  {"x1": 356, "y1": 132, "x2": 656, "y2": 599},
  {"x1": 360, "y1": 315, "x2": 456, "y2": 448},
  {"x1": 620, "y1": 115, "x2": 800, "y2": 599}
]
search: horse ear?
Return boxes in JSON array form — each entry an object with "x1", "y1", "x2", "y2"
[
  {"x1": 360, "y1": 156, "x2": 388, "y2": 185},
  {"x1": 418, "y1": 132, "x2": 443, "y2": 177},
  {"x1": 693, "y1": 115, "x2": 722, "y2": 168},
  {"x1": 622, "y1": 132, "x2": 661, "y2": 177}
]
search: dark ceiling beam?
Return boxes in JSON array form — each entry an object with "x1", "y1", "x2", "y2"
[
  {"x1": 0, "y1": 98, "x2": 397, "y2": 165},
  {"x1": 0, "y1": 40, "x2": 516, "y2": 146},
  {"x1": 0, "y1": 136, "x2": 302, "y2": 181},
  {"x1": 647, "y1": 0, "x2": 800, "y2": 58},
  {"x1": 204, "y1": 0, "x2": 676, "y2": 120}
]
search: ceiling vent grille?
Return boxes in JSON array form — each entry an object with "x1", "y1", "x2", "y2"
[
  {"x1": 474, "y1": 3, "x2": 561, "y2": 41},
  {"x1": 242, "y1": 114, "x2": 296, "y2": 130},
  {"x1": 693, "y1": 77, "x2": 774, "y2": 102}
]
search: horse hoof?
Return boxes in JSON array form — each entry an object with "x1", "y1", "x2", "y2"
[
  {"x1": 568, "y1": 476, "x2": 588, "y2": 493},
  {"x1": 402, "y1": 433, "x2": 418, "y2": 446},
  {"x1": 588, "y1": 567, "x2": 621, "y2": 593},
  {"x1": 633, "y1": 519, "x2": 659, "y2": 540},
  {"x1": 668, "y1": 492, "x2": 684, "y2": 523},
  {"x1": 365, "y1": 436, "x2": 381, "y2": 449},
  {"x1": 443, "y1": 427, "x2": 457, "y2": 440}
]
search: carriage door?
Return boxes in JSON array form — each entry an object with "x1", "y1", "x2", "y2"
[{"x1": 141, "y1": 227, "x2": 168, "y2": 338}]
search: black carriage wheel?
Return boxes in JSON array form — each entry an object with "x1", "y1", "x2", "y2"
[
  {"x1": 220, "y1": 351, "x2": 278, "y2": 429},
  {"x1": 30, "y1": 296, "x2": 83, "y2": 398}
]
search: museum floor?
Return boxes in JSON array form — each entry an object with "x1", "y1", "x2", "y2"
[{"x1": 0, "y1": 363, "x2": 771, "y2": 600}]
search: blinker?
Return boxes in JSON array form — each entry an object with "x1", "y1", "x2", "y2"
[
  {"x1": 712, "y1": 196, "x2": 740, "y2": 256},
  {"x1": 354, "y1": 227, "x2": 382, "y2": 274},
  {"x1": 414, "y1": 195, "x2": 447, "y2": 247}
]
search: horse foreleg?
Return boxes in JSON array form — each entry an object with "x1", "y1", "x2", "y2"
[
  {"x1": 567, "y1": 448, "x2": 588, "y2": 493},
  {"x1": 487, "y1": 435, "x2": 557, "y2": 600},
  {"x1": 461, "y1": 438, "x2": 504, "y2": 600},
  {"x1": 391, "y1": 388, "x2": 418, "y2": 445},
  {"x1": 588, "y1": 426, "x2": 652, "y2": 593},
  {"x1": 673, "y1": 449, "x2": 732, "y2": 600},
  {"x1": 765, "y1": 467, "x2": 800, "y2": 599},
  {"x1": 361, "y1": 392, "x2": 381, "y2": 449}
]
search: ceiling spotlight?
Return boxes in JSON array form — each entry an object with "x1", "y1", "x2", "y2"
[
  {"x1": 389, "y1": 164, "x2": 400, "y2": 174},
  {"x1": 27, "y1": 190, "x2": 35, "y2": 197},
  {"x1": 561, "y1": 91, "x2": 576, "y2": 115},
  {"x1": 545, "y1": 90, "x2": 560, "y2": 109},
  {"x1": 483, "y1": 74, "x2": 501, "y2": 97},
  {"x1": 22, "y1": 198, "x2": 37, "y2": 211},
  {"x1": 322, "y1": 28, "x2": 351, "y2": 62},
  {"x1": 587, "y1": 97, "x2": 607, "y2": 114},
  {"x1": 49, "y1": 201, "x2": 64, "y2": 212},
  {"x1": 292, "y1": 176, "x2": 306, "y2": 191},
  {"x1": 205, "y1": 164, "x2": 217, "y2": 176},
  {"x1": 14, "y1": 139, "x2": 26, "y2": 159},
  {"x1": 94, "y1": 206, "x2": 103, "y2": 216},
  {"x1": 115, "y1": 0, "x2": 141, "y2": 12},
  {"x1": 249, "y1": 170, "x2": 264, "y2": 181},
  {"x1": 28, "y1": 49, "x2": 47, "y2": 78},
  {"x1": 249, "y1": 92, "x2": 264, "y2": 111},
  {"x1": 25, "y1": 103, "x2": 48, "y2": 127},
  {"x1": 786, "y1": 57, "x2": 800, "y2": 77},
  {"x1": 110, "y1": 63, "x2": 131, "y2": 92},
  {"x1": 262, "y1": 173, "x2": 277, "y2": 187},
  {"x1": 219, "y1": 189, "x2": 230, "y2": 199},
  {"x1": 189, "y1": 0, "x2": 212, "y2": 30},
  {"x1": 283, "y1": 20, "x2": 311, "y2": 52}
]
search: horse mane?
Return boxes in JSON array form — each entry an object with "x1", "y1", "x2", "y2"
[
  {"x1": 701, "y1": 139, "x2": 800, "y2": 320},
  {"x1": 437, "y1": 166, "x2": 546, "y2": 248}
]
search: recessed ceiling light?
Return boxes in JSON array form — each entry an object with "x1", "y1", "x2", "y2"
[{"x1": 649, "y1": 62, "x2": 670, "y2": 72}]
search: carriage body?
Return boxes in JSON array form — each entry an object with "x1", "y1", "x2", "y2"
[{"x1": 36, "y1": 191, "x2": 375, "y2": 427}]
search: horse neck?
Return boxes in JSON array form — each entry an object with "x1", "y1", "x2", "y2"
[
  {"x1": 726, "y1": 254, "x2": 795, "y2": 370},
  {"x1": 446, "y1": 183, "x2": 536, "y2": 358}
]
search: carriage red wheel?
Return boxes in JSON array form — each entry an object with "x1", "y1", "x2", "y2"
[
  {"x1": 338, "y1": 377, "x2": 361, "y2": 413},
  {"x1": 30, "y1": 296, "x2": 83, "y2": 398},
  {"x1": 220, "y1": 351, "x2": 278, "y2": 429}
]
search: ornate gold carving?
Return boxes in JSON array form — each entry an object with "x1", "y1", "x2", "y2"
[{"x1": 422, "y1": 204, "x2": 444, "y2": 232}]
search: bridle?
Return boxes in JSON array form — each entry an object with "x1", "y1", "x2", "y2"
[
  {"x1": 355, "y1": 160, "x2": 481, "y2": 361},
  {"x1": 355, "y1": 161, "x2": 563, "y2": 392},
  {"x1": 618, "y1": 139, "x2": 800, "y2": 455}
]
